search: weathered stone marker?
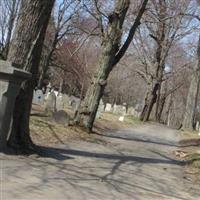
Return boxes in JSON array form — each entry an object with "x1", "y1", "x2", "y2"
[{"x1": 0, "y1": 60, "x2": 31, "y2": 150}]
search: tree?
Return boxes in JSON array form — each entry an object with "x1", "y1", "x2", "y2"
[
  {"x1": 6, "y1": 0, "x2": 55, "y2": 151},
  {"x1": 0, "y1": 0, "x2": 20, "y2": 59},
  {"x1": 183, "y1": 35, "x2": 200, "y2": 130},
  {"x1": 37, "y1": 0, "x2": 81, "y2": 89},
  {"x1": 75, "y1": 0, "x2": 148, "y2": 132},
  {"x1": 137, "y1": 0, "x2": 193, "y2": 122}
]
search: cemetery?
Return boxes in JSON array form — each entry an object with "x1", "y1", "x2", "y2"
[{"x1": 1, "y1": 0, "x2": 200, "y2": 199}]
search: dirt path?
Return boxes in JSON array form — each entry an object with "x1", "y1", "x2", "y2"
[{"x1": 1, "y1": 124, "x2": 200, "y2": 200}]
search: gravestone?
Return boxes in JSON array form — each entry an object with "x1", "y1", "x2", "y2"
[
  {"x1": 63, "y1": 94, "x2": 70, "y2": 108},
  {"x1": 0, "y1": 60, "x2": 31, "y2": 150},
  {"x1": 127, "y1": 107, "x2": 135, "y2": 115},
  {"x1": 53, "y1": 110, "x2": 70, "y2": 127},
  {"x1": 96, "y1": 99, "x2": 104, "y2": 119},
  {"x1": 113, "y1": 105, "x2": 126, "y2": 116},
  {"x1": 56, "y1": 95, "x2": 64, "y2": 111},
  {"x1": 44, "y1": 83, "x2": 51, "y2": 99},
  {"x1": 119, "y1": 116, "x2": 125, "y2": 122},
  {"x1": 33, "y1": 89, "x2": 44, "y2": 105},
  {"x1": 44, "y1": 91, "x2": 56, "y2": 115},
  {"x1": 195, "y1": 121, "x2": 199, "y2": 132},
  {"x1": 70, "y1": 96, "x2": 81, "y2": 111},
  {"x1": 105, "y1": 103, "x2": 112, "y2": 112}
]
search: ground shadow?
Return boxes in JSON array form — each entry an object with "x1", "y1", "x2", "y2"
[
  {"x1": 36, "y1": 145, "x2": 185, "y2": 166},
  {"x1": 93, "y1": 131, "x2": 197, "y2": 147}
]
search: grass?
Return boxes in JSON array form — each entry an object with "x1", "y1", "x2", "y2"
[
  {"x1": 180, "y1": 129, "x2": 200, "y2": 137},
  {"x1": 30, "y1": 116, "x2": 92, "y2": 146},
  {"x1": 187, "y1": 152, "x2": 200, "y2": 167},
  {"x1": 185, "y1": 151, "x2": 200, "y2": 181},
  {"x1": 95, "y1": 112, "x2": 142, "y2": 132},
  {"x1": 30, "y1": 104, "x2": 142, "y2": 146},
  {"x1": 124, "y1": 115, "x2": 143, "y2": 125}
]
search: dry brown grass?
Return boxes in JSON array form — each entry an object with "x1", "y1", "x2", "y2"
[{"x1": 30, "y1": 105, "x2": 141, "y2": 146}]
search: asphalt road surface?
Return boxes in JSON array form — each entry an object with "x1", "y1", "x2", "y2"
[{"x1": 1, "y1": 124, "x2": 200, "y2": 200}]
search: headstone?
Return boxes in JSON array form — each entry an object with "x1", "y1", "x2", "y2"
[
  {"x1": 105, "y1": 103, "x2": 112, "y2": 112},
  {"x1": 196, "y1": 121, "x2": 200, "y2": 132},
  {"x1": 113, "y1": 105, "x2": 126, "y2": 116},
  {"x1": 127, "y1": 106, "x2": 140, "y2": 117},
  {"x1": 0, "y1": 60, "x2": 31, "y2": 150},
  {"x1": 135, "y1": 103, "x2": 143, "y2": 112},
  {"x1": 54, "y1": 90, "x2": 59, "y2": 97},
  {"x1": 56, "y1": 95, "x2": 64, "y2": 111},
  {"x1": 63, "y1": 94, "x2": 70, "y2": 108},
  {"x1": 44, "y1": 91, "x2": 56, "y2": 114},
  {"x1": 33, "y1": 89, "x2": 44, "y2": 105},
  {"x1": 70, "y1": 96, "x2": 81, "y2": 111},
  {"x1": 53, "y1": 110, "x2": 70, "y2": 127},
  {"x1": 44, "y1": 83, "x2": 51, "y2": 98},
  {"x1": 127, "y1": 107, "x2": 135, "y2": 115},
  {"x1": 96, "y1": 99, "x2": 104, "y2": 119},
  {"x1": 119, "y1": 116, "x2": 125, "y2": 122}
]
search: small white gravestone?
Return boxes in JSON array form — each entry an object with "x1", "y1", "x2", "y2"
[
  {"x1": 56, "y1": 95, "x2": 64, "y2": 111},
  {"x1": 54, "y1": 90, "x2": 59, "y2": 97},
  {"x1": 105, "y1": 103, "x2": 112, "y2": 112},
  {"x1": 96, "y1": 99, "x2": 104, "y2": 119},
  {"x1": 33, "y1": 89, "x2": 44, "y2": 105},
  {"x1": 45, "y1": 91, "x2": 56, "y2": 114},
  {"x1": 113, "y1": 105, "x2": 126, "y2": 116},
  {"x1": 119, "y1": 116, "x2": 125, "y2": 122}
]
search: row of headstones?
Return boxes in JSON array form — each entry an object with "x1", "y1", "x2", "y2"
[
  {"x1": 104, "y1": 103, "x2": 141, "y2": 118},
  {"x1": 33, "y1": 89, "x2": 81, "y2": 112},
  {"x1": 33, "y1": 88, "x2": 141, "y2": 119},
  {"x1": 33, "y1": 89, "x2": 104, "y2": 118}
]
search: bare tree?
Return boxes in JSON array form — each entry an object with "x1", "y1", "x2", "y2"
[
  {"x1": 0, "y1": 0, "x2": 20, "y2": 59},
  {"x1": 37, "y1": 0, "x2": 81, "y2": 89},
  {"x1": 74, "y1": 0, "x2": 148, "y2": 132},
  {"x1": 134, "y1": 0, "x2": 193, "y2": 122},
  {"x1": 183, "y1": 35, "x2": 200, "y2": 130}
]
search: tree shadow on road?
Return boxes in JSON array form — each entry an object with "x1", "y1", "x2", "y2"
[
  {"x1": 93, "y1": 131, "x2": 194, "y2": 147},
  {"x1": 36, "y1": 145, "x2": 185, "y2": 166}
]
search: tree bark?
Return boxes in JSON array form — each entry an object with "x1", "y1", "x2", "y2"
[
  {"x1": 7, "y1": 0, "x2": 55, "y2": 150},
  {"x1": 140, "y1": 85, "x2": 151, "y2": 121},
  {"x1": 142, "y1": 83, "x2": 160, "y2": 121},
  {"x1": 182, "y1": 35, "x2": 200, "y2": 130}
]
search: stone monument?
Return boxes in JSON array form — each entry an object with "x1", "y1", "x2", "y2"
[{"x1": 0, "y1": 60, "x2": 31, "y2": 150}]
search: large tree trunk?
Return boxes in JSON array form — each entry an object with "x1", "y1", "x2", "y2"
[
  {"x1": 6, "y1": 0, "x2": 55, "y2": 150},
  {"x1": 182, "y1": 35, "x2": 200, "y2": 130}
]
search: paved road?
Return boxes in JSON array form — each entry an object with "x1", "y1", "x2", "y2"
[{"x1": 1, "y1": 124, "x2": 200, "y2": 200}]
